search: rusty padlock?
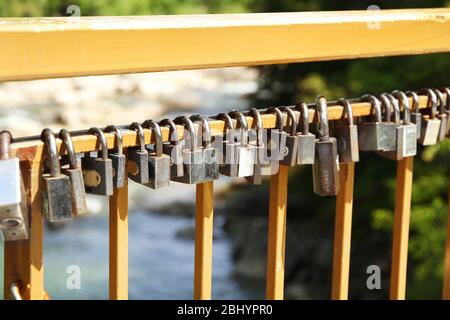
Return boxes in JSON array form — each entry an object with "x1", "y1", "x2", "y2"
[
  {"x1": 127, "y1": 122, "x2": 150, "y2": 184},
  {"x1": 160, "y1": 118, "x2": 184, "y2": 179},
  {"x1": 105, "y1": 125, "x2": 126, "y2": 188},
  {"x1": 333, "y1": 98, "x2": 359, "y2": 163}
]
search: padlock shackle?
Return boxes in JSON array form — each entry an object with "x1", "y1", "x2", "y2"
[
  {"x1": 142, "y1": 120, "x2": 163, "y2": 157},
  {"x1": 216, "y1": 113, "x2": 234, "y2": 131},
  {"x1": 360, "y1": 94, "x2": 382, "y2": 123},
  {"x1": 159, "y1": 118, "x2": 180, "y2": 146},
  {"x1": 88, "y1": 127, "x2": 109, "y2": 160},
  {"x1": 315, "y1": 96, "x2": 330, "y2": 142},
  {"x1": 174, "y1": 116, "x2": 196, "y2": 152},
  {"x1": 420, "y1": 89, "x2": 438, "y2": 119},
  {"x1": 433, "y1": 89, "x2": 446, "y2": 115},
  {"x1": 281, "y1": 106, "x2": 297, "y2": 136},
  {"x1": 266, "y1": 107, "x2": 284, "y2": 132},
  {"x1": 190, "y1": 115, "x2": 212, "y2": 149},
  {"x1": 248, "y1": 108, "x2": 263, "y2": 147},
  {"x1": 229, "y1": 111, "x2": 249, "y2": 145},
  {"x1": 295, "y1": 102, "x2": 310, "y2": 136},
  {"x1": 59, "y1": 129, "x2": 78, "y2": 169},
  {"x1": 105, "y1": 125, "x2": 123, "y2": 155},
  {"x1": 0, "y1": 130, "x2": 12, "y2": 160},
  {"x1": 41, "y1": 128, "x2": 61, "y2": 177},
  {"x1": 130, "y1": 122, "x2": 147, "y2": 153},
  {"x1": 392, "y1": 90, "x2": 412, "y2": 124},
  {"x1": 378, "y1": 94, "x2": 392, "y2": 123},
  {"x1": 383, "y1": 93, "x2": 401, "y2": 124},
  {"x1": 442, "y1": 87, "x2": 450, "y2": 112},
  {"x1": 406, "y1": 91, "x2": 420, "y2": 113},
  {"x1": 337, "y1": 98, "x2": 354, "y2": 126}
]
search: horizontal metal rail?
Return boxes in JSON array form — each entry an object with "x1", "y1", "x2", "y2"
[
  {"x1": 1, "y1": 9, "x2": 450, "y2": 81},
  {"x1": 10, "y1": 93, "x2": 445, "y2": 162}
]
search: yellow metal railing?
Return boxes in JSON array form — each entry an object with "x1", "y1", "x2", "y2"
[{"x1": 1, "y1": 9, "x2": 450, "y2": 300}]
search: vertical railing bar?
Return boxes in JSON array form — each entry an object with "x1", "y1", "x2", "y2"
[
  {"x1": 443, "y1": 171, "x2": 450, "y2": 300},
  {"x1": 108, "y1": 150, "x2": 129, "y2": 300},
  {"x1": 331, "y1": 162, "x2": 355, "y2": 300},
  {"x1": 194, "y1": 181, "x2": 214, "y2": 300},
  {"x1": 266, "y1": 165, "x2": 288, "y2": 300},
  {"x1": 4, "y1": 157, "x2": 44, "y2": 300},
  {"x1": 389, "y1": 156, "x2": 414, "y2": 300}
]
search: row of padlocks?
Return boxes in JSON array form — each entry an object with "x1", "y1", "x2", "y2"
[{"x1": 0, "y1": 88, "x2": 449, "y2": 242}]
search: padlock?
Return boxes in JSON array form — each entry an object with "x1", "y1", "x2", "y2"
[
  {"x1": 433, "y1": 89, "x2": 448, "y2": 142},
  {"x1": 245, "y1": 108, "x2": 266, "y2": 185},
  {"x1": 312, "y1": 96, "x2": 340, "y2": 196},
  {"x1": 41, "y1": 128, "x2": 73, "y2": 222},
  {"x1": 0, "y1": 131, "x2": 28, "y2": 241},
  {"x1": 59, "y1": 129, "x2": 87, "y2": 215},
  {"x1": 229, "y1": 111, "x2": 256, "y2": 177},
  {"x1": 377, "y1": 93, "x2": 398, "y2": 153},
  {"x1": 358, "y1": 94, "x2": 389, "y2": 151},
  {"x1": 217, "y1": 113, "x2": 239, "y2": 177},
  {"x1": 418, "y1": 89, "x2": 441, "y2": 146},
  {"x1": 294, "y1": 102, "x2": 316, "y2": 165},
  {"x1": 142, "y1": 120, "x2": 171, "y2": 189},
  {"x1": 279, "y1": 106, "x2": 299, "y2": 167},
  {"x1": 266, "y1": 107, "x2": 287, "y2": 162},
  {"x1": 81, "y1": 127, "x2": 114, "y2": 196},
  {"x1": 127, "y1": 122, "x2": 150, "y2": 184},
  {"x1": 405, "y1": 91, "x2": 422, "y2": 139},
  {"x1": 333, "y1": 98, "x2": 359, "y2": 163},
  {"x1": 442, "y1": 87, "x2": 450, "y2": 135},
  {"x1": 172, "y1": 116, "x2": 205, "y2": 184},
  {"x1": 160, "y1": 118, "x2": 184, "y2": 179},
  {"x1": 190, "y1": 115, "x2": 219, "y2": 181},
  {"x1": 104, "y1": 125, "x2": 126, "y2": 189}
]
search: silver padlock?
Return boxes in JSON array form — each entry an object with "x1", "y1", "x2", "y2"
[
  {"x1": 245, "y1": 108, "x2": 266, "y2": 185},
  {"x1": 405, "y1": 91, "x2": 422, "y2": 139},
  {"x1": 312, "y1": 96, "x2": 340, "y2": 196},
  {"x1": 81, "y1": 127, "x2": 114, "y2": 196},
  {"x1": 0, "y1": 131, "x2": 28, "y2": 241},
  {"x1": 333, "y1": 98, "x2": 359, "y2": 163},
  {"x1": 172, "y1": 116, "x2": 205, "y2": 184},
  {"x1": 418, "y1": 89, "x2": 441, "y2": 146},
  {"x1": 191, "y1": 115, "x2": 219, "y2": 182},
  {"x1": 433, "y1": 89, "x2": 448, "y2": 142},
  {"x1": 442, "y1": 87, "x2": 450, "y2": 135},
  {"x1": 127, "y1": 122, "x2": 150, "y2": 184},
  {"x1": 377, "y1": 93, "x2": 398, "y2": 153},
  {"x1": 105, "y1": 125, "x2": 126, "y2": 189},
  {"x1": 59, "y1": 129, "x2": 87, "y2": 215},
  {"x1": 358, "y1": 95, "x2": 388, "y2": 151},
  {"x1": 142, "y1": 120, "x2": 171, "y2": 189},
  {"x1": 280, "y1": 106, "x2": 299, "y2": 167},
  {"x1": 390, "y1": 91, "x2": 417, "y2": 158},
  {"x1": 41, "y1": 128, "x2": 73, "y2": 222},
  {"x1": 266, "y1": 107, "x2": 287, "y2": 162},
  {"x1": 295, "y1": 102, "x2": 315, "y2": 165},
  {"x1": 217, "y1": 113, "x2": 239, "y2": 177},
  {"x1": 160, "y1": 118, "x2": 184, "y2": 179},
  {"x1": 230, "y1": 111, "x2": 256, "y2": 177}
]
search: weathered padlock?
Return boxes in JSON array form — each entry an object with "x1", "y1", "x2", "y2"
[
  {"x1": 81, "y1": 127, "x2": 114, "y2": 196},
  {"x1": 229, "y1": 111, "x2": 256, "y2": 177},
  {"x1": 127, "y1": 122, "x2": 150, "y2": 184},
  {"x1": 160, "y1": 118, "x2": 184, "y2": 179},
  {"x1": 312, "y1": 96, "x2": 340, "y2": 196},
  {"x1": 418, "y1": 89, "x2": 440, "y2": 146},
  {"x1": 333, "y1": 98, "x2": 359, "y2": 163},
  {"x1": 41, "y1": 128, "x2": 73, "y2": 222},
  {"x1": 266, "y1": 107, "x2": 287, "y2": 162},
  {"x1": 279, "y1": 106, "x2": 299, "y2": 167},
  {"x1": 405, "y1": 91, "x2": 422, "y2": 138},
  {"x1": 59, "y1": 129, "x2": 87, "y2": 215},
  {"x1": 190, "y1": 115, "x2": 219, "y2": 181},
  {"x1": 433, "y1": 89, "x2": 448, "y2": 142},
  {"x1": 172, "y1": 116, "x2": 205, "y2": 184},
  {"x1": 0, "y1": 131, "x2": 28, "y2": 241},
  {"x1": 142, "y1": 120, "x2": 171, "y2": 189},
  {"x1": 104, "y1": 125, "x2": 126, "y2": 189},
  {"x1": 358, "y1": 95, "x2": 388, "y2": 151},
  {"x1": 377, "y1": 93, "x2": 398, "y2": 153},
  {"x1": 245, "y1": 108, "x2": 266, "y2": 185},
  {"x1": 217, "y1": 113, "x2": 238, "y2": 177},
  {"x1": 294, "y1": 102, "x2": 316, "y2": 165}
]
